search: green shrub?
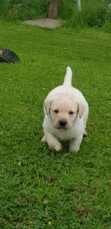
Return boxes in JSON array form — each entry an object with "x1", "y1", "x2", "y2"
[
  {"x1": 0, "y1": 0, "x2": 9, "y2": 17},
  {"x1": 59, "y1": 0, "x2": 76, "y2": 20},
  {"x1": 68, "y1": 8, "x2": 85, "y2": 28},
  {"x1": 86, "y1": 7, "x2": 106, "y2": 27},
  {"x1": 0, "y1": 0, "x2": 49, "y2": 20},
  {"x1": 103, "y1": 7, "x2": 111, "y2": 33},
  {"x1": 59, "y1": 0, "x2": 109, "y2": 29},
  {"x1": 73, "y1": 1, "x2": 107, "y2": 28},
  {"x1": 0, "y1": 0, "x2": 111, "y2": 33}
]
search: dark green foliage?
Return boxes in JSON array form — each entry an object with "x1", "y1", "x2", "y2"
[
  {"x1": 65, "y1": 0, "x2": 108, "y2": 29},
  {"x1": 0, "y1": 0, "x2": 111, "y2": 32},
  {"x1": 58, "y1": 0, "x2": 76, "y2": 20},
  {"x1": 86, "y1": 7, "x2": 106, "y2": 27},
  {"x1": 103, "y1": 8, "x2": 111, "y2": 33},
  {"x1": 0, "y1": 0, "x2": 49, "y2": 20}
]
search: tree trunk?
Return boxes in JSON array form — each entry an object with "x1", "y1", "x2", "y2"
[{"x1": 48, "y1": 0, "x2": 58, "y2": 19}]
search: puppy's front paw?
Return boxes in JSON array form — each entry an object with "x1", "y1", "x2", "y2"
[
  {"x1": 69, "y1": 144, "x2": 80, "y2": 153},
  {"x1": 69, "y1": 137, "x2": 83, "y2": 153},
  {"x1": 49, "y1": 143, "x2": 62, "y2": 152},
  {"x1": 55, "y1": 144, "x2": 63, "y2": 152}
]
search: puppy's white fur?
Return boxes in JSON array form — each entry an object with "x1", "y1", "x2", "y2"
[{"x1": 42, "y1": 67, "x2": 89, "y2": 152}]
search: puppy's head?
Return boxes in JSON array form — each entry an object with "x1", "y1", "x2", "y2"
[{"x1": 44, "y1": 93, "x2": 84, "y2": 130}]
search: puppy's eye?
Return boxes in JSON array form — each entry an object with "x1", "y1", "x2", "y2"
[
  {"x1": 69, "y1": 111, "x2": 74, "y2": 115},
  {"x1": 54, "y1": 109, "x2": 59, "y2": 114}
]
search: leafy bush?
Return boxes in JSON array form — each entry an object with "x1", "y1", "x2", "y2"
[
  {"x1": 0, "y1": 0, "x2": 111, "y2": 33},
  {"x1": 103, "y1": 7, "x2": 111, "y2": 33},
  {"x1": 86, "y1": 7, "x2": 106, "y2": 27},
  {"x1": 64, "y1": 0, "x2": 108, "y2": 28},
  {"x1": 0, "y1": 0, "x2": 49, "y2": 20},
  {"x1": 0, "y1": 0, "x2": 9, "y2": 17},
  {"x1": 59, "y1": 0, "x2": 110, "y2": 30},
  {"x1": 59, "y1": 0, "x2": 76, "y2": 20}
]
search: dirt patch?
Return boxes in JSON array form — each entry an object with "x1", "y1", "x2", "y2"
[{"x1": 25, "y1": 19, "x2": 62, "y2": 28}]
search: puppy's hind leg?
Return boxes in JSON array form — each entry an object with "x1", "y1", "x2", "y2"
[{"x1": 45, "y1": 132, "x2": 62, "y2": 152}]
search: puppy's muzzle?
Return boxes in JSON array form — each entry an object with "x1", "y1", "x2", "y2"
[{"x1": 59, "y1": 119, "x2": 67, "y2": 128}]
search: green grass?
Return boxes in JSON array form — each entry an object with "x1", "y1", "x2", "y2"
[{"x1": 0, "y1": 21, "x2": 111, "y2": 228}]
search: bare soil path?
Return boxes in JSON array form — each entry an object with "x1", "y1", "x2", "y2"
[{"x1": 25, "y1": 19, "x2": 62, "y2": 28}]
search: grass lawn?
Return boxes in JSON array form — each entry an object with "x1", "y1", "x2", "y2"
[{"x1": 0, "y1": 20, "x2": 111, "y2": 228}]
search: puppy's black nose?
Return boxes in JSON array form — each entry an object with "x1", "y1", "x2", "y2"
[{"x1": 59, "y1": 119, "x2": 67, "y2": 127}]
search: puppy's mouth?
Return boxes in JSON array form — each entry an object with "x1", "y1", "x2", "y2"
[{"x1": 56, "y1": 126, "x2": 68, "y2": 130}]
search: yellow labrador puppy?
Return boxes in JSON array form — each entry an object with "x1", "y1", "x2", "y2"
[{"x1": 42, "y1": 67, "x2": 89, "y2": 152}]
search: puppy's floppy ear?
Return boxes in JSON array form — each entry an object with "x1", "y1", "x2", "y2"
[
  {"x1": 78, "y1": 102, "x2": 85, "y2": 118},
  {"x1": 44, "y1": 98, "x2": 51, "y2": 115}
]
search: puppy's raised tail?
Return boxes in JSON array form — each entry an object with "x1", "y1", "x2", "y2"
[{"x1": 63, "y1": 66, "x2": 72, "y2": 87}]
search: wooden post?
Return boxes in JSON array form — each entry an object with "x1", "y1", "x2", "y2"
[{"x1": 48, "y1": 0, "x2": 58, "y2": 19}]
